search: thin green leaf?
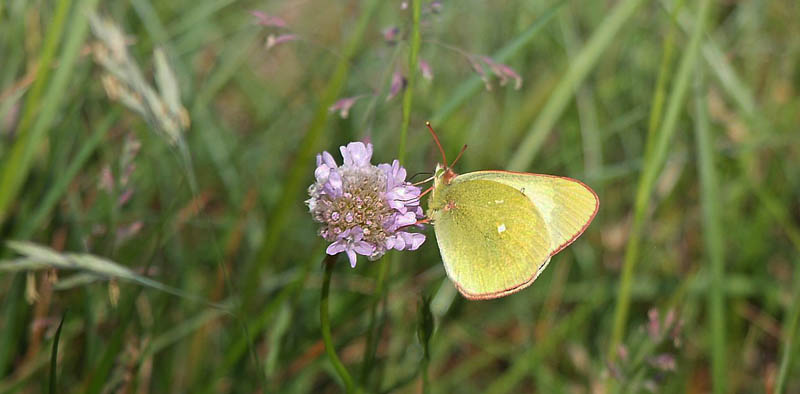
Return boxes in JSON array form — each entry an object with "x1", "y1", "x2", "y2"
[
  {"x1": 693, "y1": 70, "x2": 726, "y2": 394},
  {"x1": 0, "y1": 0, "x2": 75, "y2": 225},
  {"x1": 49, "y1": 312, "x2": 66, "y2": 394}
]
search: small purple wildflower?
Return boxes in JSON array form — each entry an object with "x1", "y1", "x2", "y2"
[
  {"x1": 307, "y1": 142, "x2": 425, "y2": 267},
  {"x1": 329, "y1": 95, "x2": 367, "y2": 119},
  {"x1": 466, "y1": 55, "x2": 523, "y2": 91},
  {"x1": 481, "y1": 56, "x2": 523, "y2": 90},
  {"x1": 387, "y1": 72, "x2": 407, "y2": 101},
  {"x1": 467, "y1": 55, "x2": 492, "y2": 91}
]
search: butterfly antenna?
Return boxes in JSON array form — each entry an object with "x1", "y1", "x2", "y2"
[
  {"x1": 426, "y1": 121, "x2": 448, "y2": 167},
  {"x1": 408, "y1": 171, "x2": 433, "y2": 182},
  {"x1": 450, "y1": 144, "x2": 468, "y2": 167},
  {"x1": 418, "y1": 185, "x2": 433, "y2": 198},
  {"x1": 412, "y1": 175, "x2": 435, "y2": 186}
]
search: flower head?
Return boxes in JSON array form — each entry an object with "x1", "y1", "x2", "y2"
[{"x1": 307, "y1": 142, "x2": 425, "y2": 267}]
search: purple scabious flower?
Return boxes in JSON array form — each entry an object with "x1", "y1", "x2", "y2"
[{"x1": 306, "y1": 142, "x2": 426, "y2": 267}]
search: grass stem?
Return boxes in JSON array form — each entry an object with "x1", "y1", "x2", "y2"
[
  {"x1": 693, "y1": 69, "x2": 726, "y2": 394},
  {"x1": 398, "y1": 0, "x2": 421, "y2": 164},
  {"x1": 608, "y1": 0, "x2": 714, "y2": 364}
]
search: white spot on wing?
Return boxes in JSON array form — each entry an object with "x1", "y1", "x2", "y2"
[
  {"x1": 494, "y1": 199, "x2": 504, "y2": 204},
  {"x1": 497, "y1": 223, "x2": 506, "y2": 234}
]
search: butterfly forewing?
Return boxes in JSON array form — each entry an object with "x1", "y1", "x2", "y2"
[
  {"x1": 430, "y1": 179, "x2": 552, "y2": 299},
  {"x1": 455, "y1": 171, "x2": 599, "y2": 255}
]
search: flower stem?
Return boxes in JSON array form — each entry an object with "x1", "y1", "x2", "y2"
[
  {"x1": 398, "y1": 0, "x2": 421, "y2": 164},
  {"x1": 320, "y1": 255, "x2": 356, "y2": 392},
  {"x1": 421, "y1": 358, "x2": 430, "y2": 393},
  {"x1": 359, "y1": 255, "x2": 389, "y2": 387}
]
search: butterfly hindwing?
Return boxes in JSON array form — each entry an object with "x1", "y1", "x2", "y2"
[
  {"x1": 454, "y1": 171, "x2": 599, "y2": 256},
  {"x1": 430, "y1": 178, "x2": 552, "y2": 299}
]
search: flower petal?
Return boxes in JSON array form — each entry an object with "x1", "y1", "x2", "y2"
[
  {"x1": 321, "y1": 151, "x2": 337, "y2": 168},
  {"x1": 314, "y1": 164, "x2": 330, "y2": 183},
  {"x1": 353, "y1": 241, "x2": 374, "y2": 256},
  {"x1": 394, "y1": 211, "x2": 417, "y2": 228},
  {"x1": 326, "y1": 170, "x2": 343, "y2": 196},
  {"x1": 349, "y1": 226, "x2": 364, "y2": 242},
  {"x1": 329, "y1": 96, "x2": 366, "y2": 119},
  {"x1": 341, "y1": 142, "x2": 372, "y2": 167},
  {"x1": 326, "y1": 240, "x2": 347, "y2": 255},
  {"x1": 346, "y1": 249, "x2": 358, "y2": 268},
  {"x1": 389, "y1": 234, "x2": 406, "y2": 250},
  {"x1": 405, "y1": 232, "x2": 426, "y2": 250}
]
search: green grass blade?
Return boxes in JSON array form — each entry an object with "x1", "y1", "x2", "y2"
[
  {"x1": 507, "y1": 0, "x2": 646, "y2": 171},
  {"x1": 693, "y1": 71, "x2": 726, "y2": 394},
  {"x1": 0, "y1": 276, "x2": 26, "y2": 377},
  {"x1": 608, "y1": 0, "x2": 714, "y2": 363},
  {"x1": 776, "y1": 267, "x2": 800, "y2": 393},
  {"x1": 643, "y1": 0, "x2": 686, "y2": 159},
  {"x1": 49, "y1": 312, "x2": 66, "y2": 394},
  {"x1": 0, "y1": 0, "x2": 96, "y2": 377},
  {"x1": 0, "y1": 0, "x2": 74, "y2": 226},
  {"x1": 398, "y1": 0, "x2": 421, "y2": 164}
]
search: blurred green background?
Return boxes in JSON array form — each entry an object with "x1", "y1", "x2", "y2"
[{"x1": 1, "y1": 0, "x2": 799, "y2": 392}]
